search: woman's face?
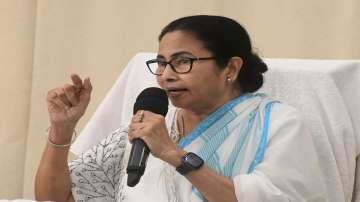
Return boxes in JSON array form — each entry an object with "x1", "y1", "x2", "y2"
[{"x1": 156, "y1": 31, "x2": 233, "y2": 113}]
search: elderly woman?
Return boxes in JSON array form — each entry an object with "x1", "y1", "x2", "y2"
[{"x1": 35, "y1": 15, "x2": 327, "y2": 202}]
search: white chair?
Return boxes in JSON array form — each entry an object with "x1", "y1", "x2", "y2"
[{"x1": 71, "y1": 52, "x2": 360, "y2": 202}]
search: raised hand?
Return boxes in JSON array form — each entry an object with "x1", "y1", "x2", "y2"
[{"x1": 47, "y1": 74, "x2": 92, "y2": 130}]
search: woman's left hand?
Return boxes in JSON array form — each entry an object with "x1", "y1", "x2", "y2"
[{"x1": 128, "y1": 110, "x2": 180, "y2": 162}]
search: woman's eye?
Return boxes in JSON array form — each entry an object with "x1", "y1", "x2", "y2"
[{"x1": 177, "y1": 58, "x2": 190, "y2": 65}]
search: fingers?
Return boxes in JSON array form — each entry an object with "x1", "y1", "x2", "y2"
[
  {"x1": 47, "y1": 89, "x2": 70, "y2": 110},
  {"x1": 47, "y1": 74, "x2": 89, "y2": 110},
  {"x1": 71, "y1": 74, "x2": 83, "y2": 91},
  {"x1": 83, "y1": 77, "x2": 92, "y2": 93},
  {"x1": 129, "y1": 110, "x2": 145, "y2": 142},
  {"x1": 58, "y1": 88, "x2": 73, "y2": 106},
  {"x1": 67, "y1": 74, "x2": 92, "y2": 107},
  {"x1": 63, "y1": 84, "x2": 78, "y2": 106},
  {"x1": 128, "y1": 122, "x2": 147, "y2": 142},
  {"x1": 128, "y1": 111, "x2": 165, "y2": 142},
  {"x1": 76, "y1": 77, "x2": 92, "y2": 107},
  {"x1": 71, "y1": 74, "x2": 92, "y2": 93},
  {"x1": 131, "y1": 110, "x2": 164, "y2": 123},
  {"x1": 131, "y1": 110, "x2": 145, "y2": 123}
]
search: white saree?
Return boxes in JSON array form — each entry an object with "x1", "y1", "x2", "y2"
[
  {"x1": 70, "y1": 94, "x2": 327, "y2": 201},
  {"x1": 172, "y1": 93, "x2": 277, "y2": 201}
]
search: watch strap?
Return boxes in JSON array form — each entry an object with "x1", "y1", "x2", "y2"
[{"x1": 176, "y1": 152, "x2": 204, "y2": 175}]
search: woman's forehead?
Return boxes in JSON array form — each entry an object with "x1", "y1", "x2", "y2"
[{"x1": 158, "y1": 31, "x2": 209, "y2": 58}]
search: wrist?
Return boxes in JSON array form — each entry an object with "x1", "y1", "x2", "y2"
[
  {"x1": 163, "y1": 149, "x2": 187, "y2": 167},
  {"x1": 48, "y1": 124, "x2": 76, "y2": 145},
  {"x1": 50, "y1": 121, "x2": 77, "y2": 130}
]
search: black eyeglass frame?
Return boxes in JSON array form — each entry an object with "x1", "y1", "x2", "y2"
[{"x1": 145, "y1": 56, "x2": 216, "y2": 75}]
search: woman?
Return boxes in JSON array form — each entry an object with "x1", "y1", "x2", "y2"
[{"x1": 35, "y1": 15, "x2": 327, "y2": 201}]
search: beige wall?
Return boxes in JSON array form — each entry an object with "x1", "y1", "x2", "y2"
[
  {"x1": 0, "y1": 0, "x2": 36, "y2": 198},
  {"x1": 0, "y1": 0, "x2": 359, "y2": 199}
]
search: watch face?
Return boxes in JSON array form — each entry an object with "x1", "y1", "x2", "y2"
[{"x1": 185, "y1": 152, "x2": 203, "y2": 167}]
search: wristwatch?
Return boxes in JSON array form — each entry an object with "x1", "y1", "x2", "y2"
[{"x1": 176, "y1": 152, "x2": 204, "y2": 175}]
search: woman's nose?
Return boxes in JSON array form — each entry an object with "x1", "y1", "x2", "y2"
[{"x1": 160, "y1": 64, "x2": 177, "y2": 81}]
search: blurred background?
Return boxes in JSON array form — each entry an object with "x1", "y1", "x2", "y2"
[{"x1": 0, "y1": 0, "x2": 359, "y2": 199}]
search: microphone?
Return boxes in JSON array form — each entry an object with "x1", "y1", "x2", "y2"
[{"x1": 126, "y1": 87, "x2": 168, "y2": 187}]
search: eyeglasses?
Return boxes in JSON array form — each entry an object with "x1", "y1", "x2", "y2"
[{"x1": 146, "y1": 56, "x2": 216, "y2": 75}]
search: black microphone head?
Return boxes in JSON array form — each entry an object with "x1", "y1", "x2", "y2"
[{"x1": 133, "y1": 87, "x2": 169, "y2": 116}]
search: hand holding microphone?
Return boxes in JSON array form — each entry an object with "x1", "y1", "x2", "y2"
[
  {"x1": 127, "y1": 87, "x2": 180, "y2": 187},
  {"x1": 129, "y1": 110, "x2": 176, "y2": 159}
]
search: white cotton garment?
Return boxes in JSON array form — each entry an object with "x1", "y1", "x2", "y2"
[
  {"x1": 121, "y1": 104, "x2": 328, "y2": 202},
  {"x1": 233, "y1": 104, "x2": 327, "y2": 201}
]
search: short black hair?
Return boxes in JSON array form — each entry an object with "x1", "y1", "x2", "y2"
[{"x1": 159, "y1": 15, "x2": 267, "y2": 93}]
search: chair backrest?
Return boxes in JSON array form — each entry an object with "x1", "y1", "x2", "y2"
[
  {"x1": 71, "y1": 52, "x2": 360, "y2": 202},
  {"x1": 259, "y1": 58, "x2": 360, "y2": 201}
]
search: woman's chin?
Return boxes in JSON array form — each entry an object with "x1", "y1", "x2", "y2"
[
  {"x1": 169, "y1": 99, "x2": 184, "y2": 108},
  {"x1": 169, "y1": 97, "x2": 190, "y2": 109}
]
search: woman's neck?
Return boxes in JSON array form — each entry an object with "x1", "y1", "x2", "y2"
[{"x1": 178, "y1": 91, "x2": 243, "y2": 137}]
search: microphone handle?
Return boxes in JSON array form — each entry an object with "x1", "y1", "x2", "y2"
[{"x1": 126, "y1": 138, "x2": 150, "y2": 187}]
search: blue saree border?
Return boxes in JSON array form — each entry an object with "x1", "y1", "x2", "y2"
[
  {"x1": 247, "y1": 101, "x2": 279, "y2": 173},
  {"x1": 177, "y1": 93, "x2": 252, "y2": 149}
]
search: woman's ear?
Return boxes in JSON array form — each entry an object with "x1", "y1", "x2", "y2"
[{"x1": 225, "y1": 56, "x2": 243, "y2": 81}]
